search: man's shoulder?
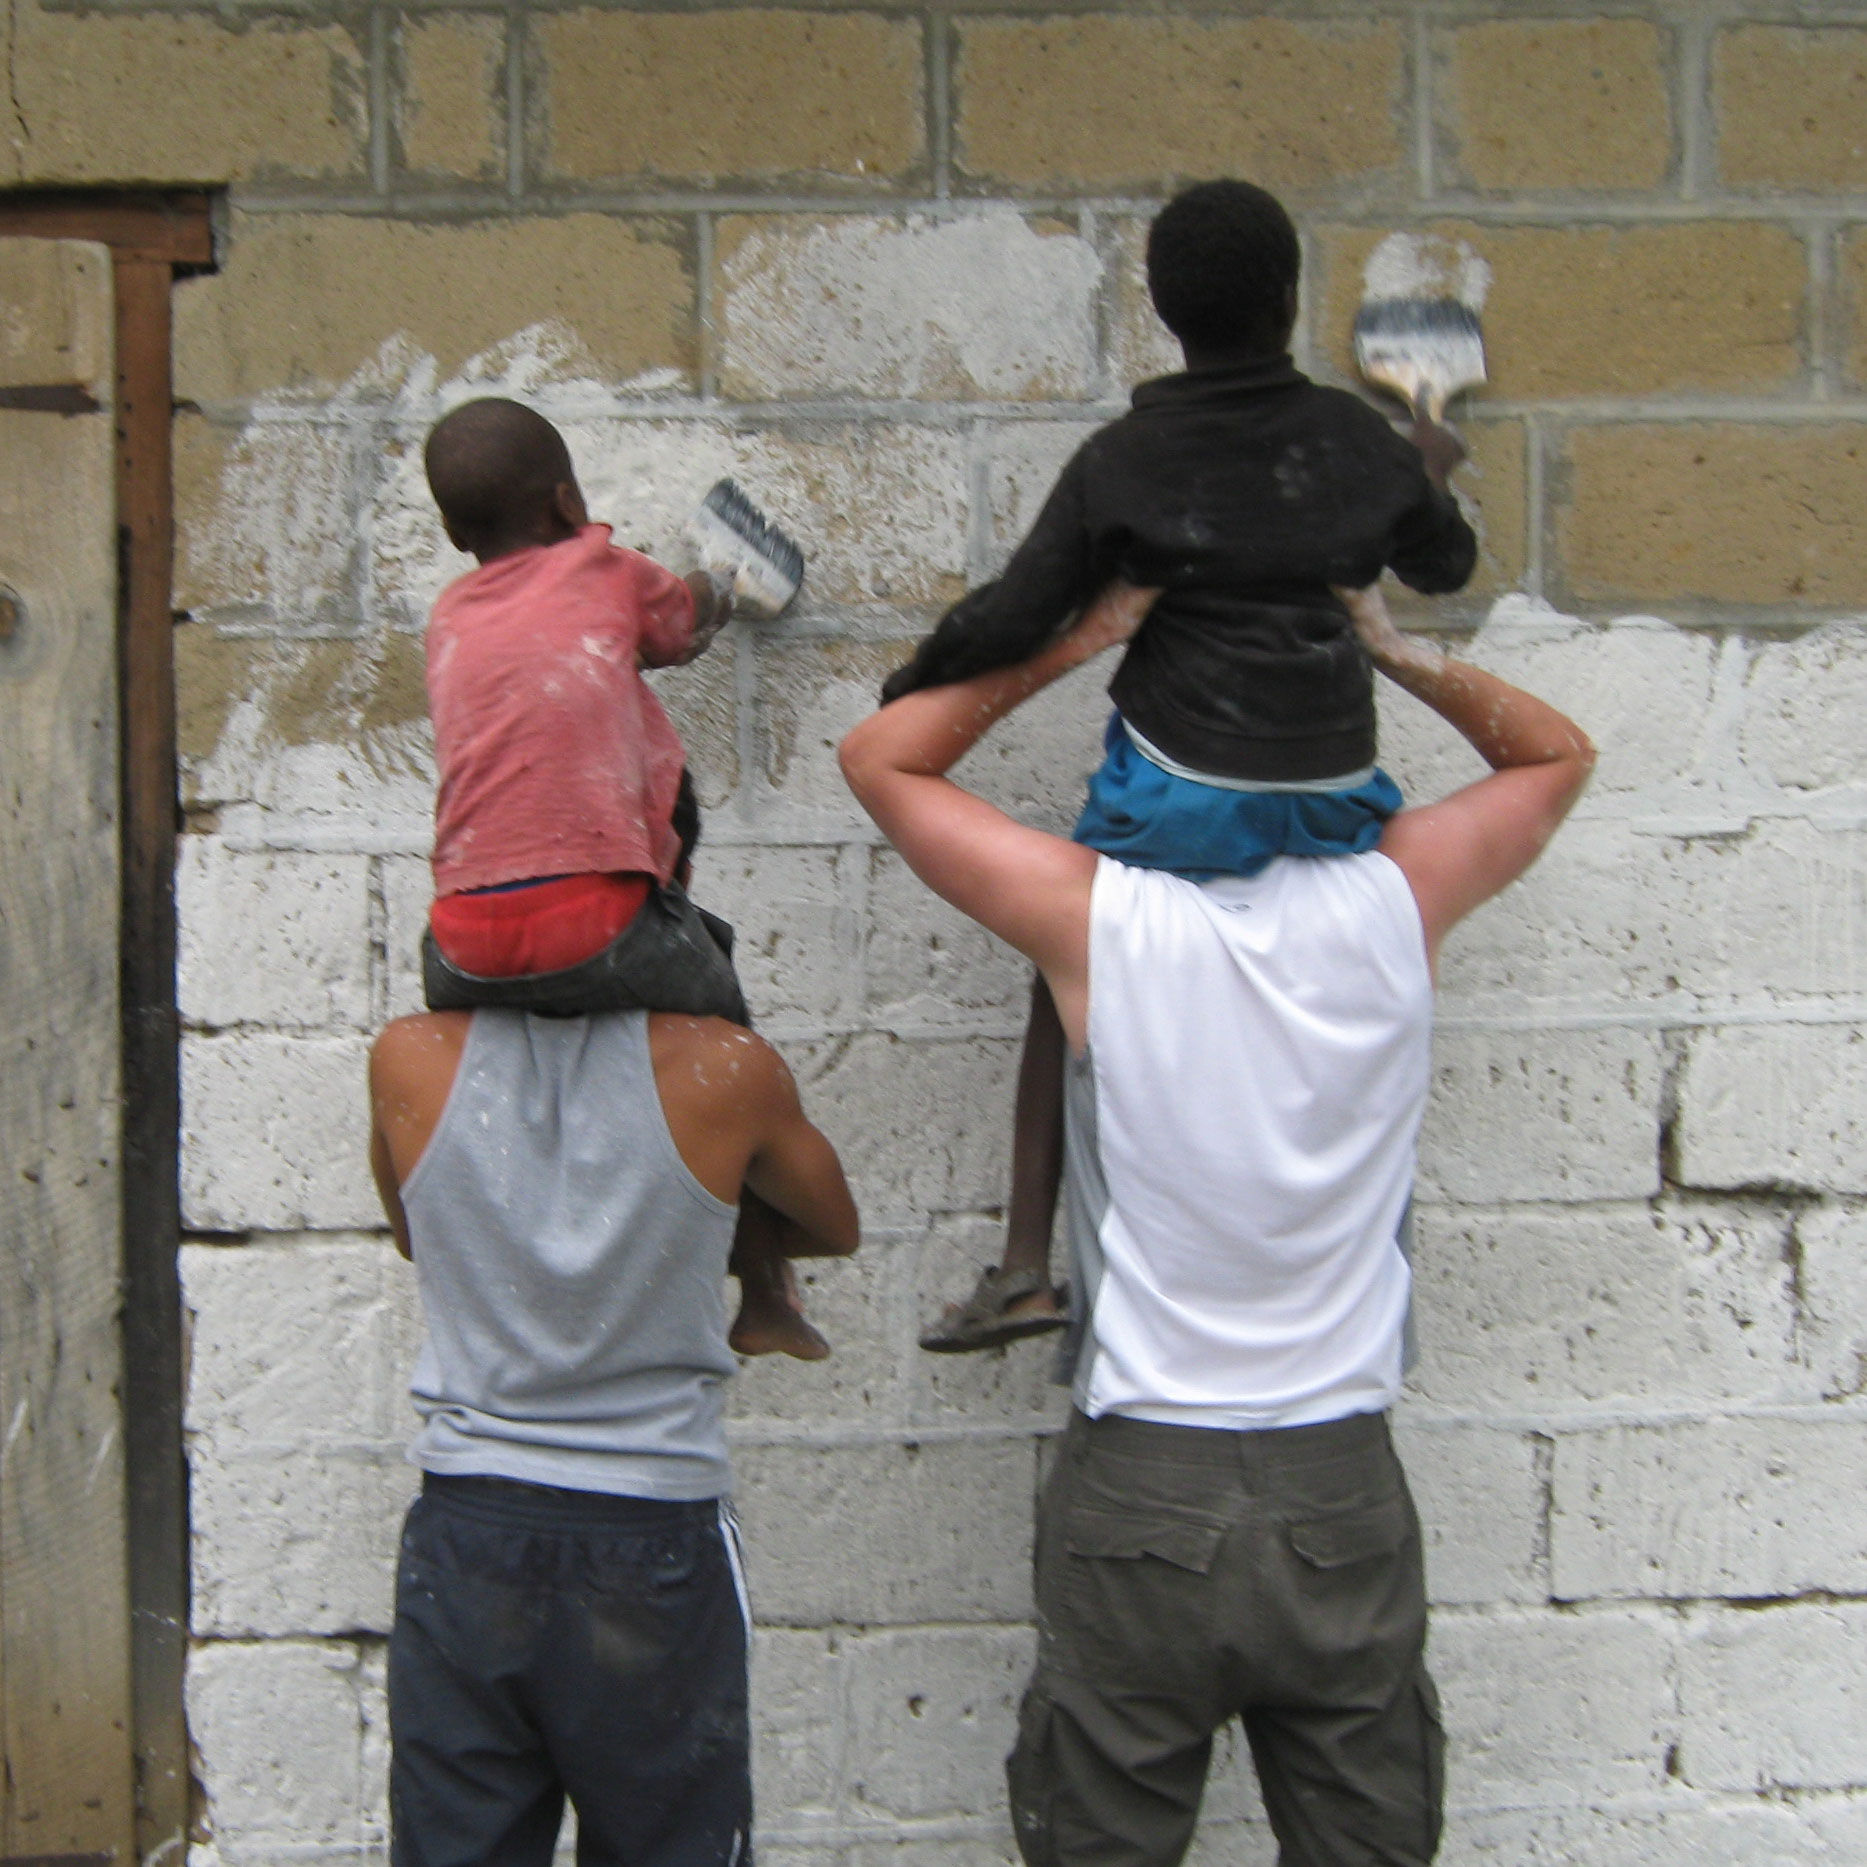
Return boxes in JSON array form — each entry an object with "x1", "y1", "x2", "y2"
[
  {"x1": 371, "y1": 1011, "x2": 472, "y2": 1083},
  {"x1": 647, "y1": 1014, "x2": 789, "y2": 1090}
]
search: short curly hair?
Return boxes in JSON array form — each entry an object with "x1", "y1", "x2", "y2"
[{"x1": 1146, "y1": 180, "x2": 1300, "y2": 355}]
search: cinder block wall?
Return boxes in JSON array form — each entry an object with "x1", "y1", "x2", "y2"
[{"x1": 8, "y1": 2, "x2": 1867, "y2": 1860}]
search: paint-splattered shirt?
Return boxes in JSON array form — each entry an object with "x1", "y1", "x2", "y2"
[{"x1": 428, "y1": 524, "x2": 695, "y2": 894}]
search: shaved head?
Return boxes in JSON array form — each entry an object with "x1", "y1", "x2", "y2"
[{"x1": 424, "y1": 398, "x2": 579, "y2": 558}]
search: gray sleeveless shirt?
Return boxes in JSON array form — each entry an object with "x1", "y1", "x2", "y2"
[{"x1": 401, "y1": 1011, "x2": 739, "y2": 1499}]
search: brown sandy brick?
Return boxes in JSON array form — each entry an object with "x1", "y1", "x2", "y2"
[
  {"x1": 1838, "y1": 232, "x2": 1867, "y2": 391},
  {"x1": 399, "y1": 15, "x2": 504, "y2": 182},
  {"x1": 1558, "y1": 425, "x2": 1867, "y2": 606},
  {"x1": 1717, "y1": 26, "x2": 1867, "y2": 192},
  {"x1": 174, "y1": 213, "x2": 693, "y2": 401},
  {"x1": 1442, "y1": 18, "x2": 1672, "y2": 193},
  {"x1": 1316, "y1": 222, "x2": 1804, "y2": 400},
  {"x1": 537, "y1": 10, "x2": 922, "y2": 187},
  {"x1": 954, "y1": 16, "x2": 1403, "y2": 194},
  {"x1": 6, "y1": 4, "x2": 363, "y2": 184}
]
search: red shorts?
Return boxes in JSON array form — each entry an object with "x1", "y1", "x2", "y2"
[{"x1": 429, "y1": 872, "x2": 652, "y2": 978}]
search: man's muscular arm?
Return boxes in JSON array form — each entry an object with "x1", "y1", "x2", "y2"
[{"x1": 1340, "y1": 583, "x2": 1595, "y2": 962}]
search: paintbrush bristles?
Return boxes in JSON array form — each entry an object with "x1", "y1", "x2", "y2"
[
  {"x1": 1353, "y1": 298, "x2": 1487, "y2": 425},
  {"x1": 690, "y1": 477, "x2": 806, "y2": 620}
]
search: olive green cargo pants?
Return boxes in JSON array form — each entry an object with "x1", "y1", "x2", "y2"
[{"x1": 1008, "y1": 1409, "x2": 1442, "y2": 1867}]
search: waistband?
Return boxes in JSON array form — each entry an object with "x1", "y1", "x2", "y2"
[
  {"x1": 1122, "y1": 716, "x2": 1376, "y2": 794},
  {"x1": 421, "y1": 1471, "x2": 724, "y2": 1532},
  {"x1": 1067, "y1": 1406, "x2": 1391, "y2": 1472}
]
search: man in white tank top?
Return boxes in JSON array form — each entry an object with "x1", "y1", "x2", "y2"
[{"x1": 842, "y1": 583, "x2": 1594, "y2": 1867}]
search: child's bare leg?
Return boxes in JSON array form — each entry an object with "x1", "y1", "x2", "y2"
[
  {"x1": 919, "y1": 974, "x2": 1067, "y2": 1352},
  {"x1": 729, "y1": 1188, "x2": 831, "y2": 1361},
  {"x1": 1003, "y1": 973, "x2": 1066, "y2": 1289}
]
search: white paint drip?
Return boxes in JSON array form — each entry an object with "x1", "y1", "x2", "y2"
[{"x1": 1362, "y1": 232, "x2": 1492, "y2": 310}]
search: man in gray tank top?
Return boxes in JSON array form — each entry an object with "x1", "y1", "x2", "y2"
[
  {"x1": 842, "y1": 582, "x2": 1594, "y2": 1867},
  {"x1": 368, "y1": 1004, "x2": 857, "y2": 1867}
]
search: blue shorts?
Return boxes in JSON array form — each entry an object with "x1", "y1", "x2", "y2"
[{"x1": 1072, "y1": 713, "x2": 1404, "y2": 881}]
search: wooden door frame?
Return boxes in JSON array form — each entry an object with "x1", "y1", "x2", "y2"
[{"x1": 0, "y1": 188, "x2": 215, "y2": 1866}]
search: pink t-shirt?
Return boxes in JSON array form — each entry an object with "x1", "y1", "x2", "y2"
[{"x1": 427, "y1": 524, "x2": 695, "y2": 895}]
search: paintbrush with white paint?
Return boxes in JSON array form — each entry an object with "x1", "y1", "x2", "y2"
[
  {"x1": 1352, "y1": 233, "x2": 1489, "y2": 427},
  {"x1": 689, "y1": 478, "x2": 806, "y2": 620}
]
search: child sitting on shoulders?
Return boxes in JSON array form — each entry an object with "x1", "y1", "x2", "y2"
[
  {"x1": 419, "y1": 396, "x2": 826, "y2": 1360},
  {"x1": 883, "y1": 180, "x2": 1478, "y2": 1352}
]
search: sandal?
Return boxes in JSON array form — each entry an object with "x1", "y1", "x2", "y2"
[{"x1": 919, "y1": 1266, "x2": 1069, "y2": 1354}]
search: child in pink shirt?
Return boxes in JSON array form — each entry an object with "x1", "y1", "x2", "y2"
[{"x1": 419, "y1": 396, "x2": 825, "y2": 1360}]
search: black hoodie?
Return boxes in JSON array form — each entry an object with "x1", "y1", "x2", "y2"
[{"x1": 881, "y1": 357, "x2": 1477, "y2": 783}]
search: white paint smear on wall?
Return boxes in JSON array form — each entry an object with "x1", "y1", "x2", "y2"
[
  {"x1": 720, "y1": 209, "x2": 1102, "y2": 401},
  {"x1": 1362, "y1": 232, "x2": 1492, "y2": 309}
]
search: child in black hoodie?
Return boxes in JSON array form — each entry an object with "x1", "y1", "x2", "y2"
[{"x1": 891, "y1": 180, "x2": 1477, "y2": 1350}]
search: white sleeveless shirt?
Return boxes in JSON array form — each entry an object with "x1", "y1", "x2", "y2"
[{"x1": 1062, "y1": 853, "x2": 1433, "y2": 1430}]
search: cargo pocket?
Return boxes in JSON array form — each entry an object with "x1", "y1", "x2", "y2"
[
  {"x1": 1065, "y1": 1504, "x2": 1226, "y2": 1572},
  {"x1": 1054, "y1": 1504, "x2": 1226, "y2": 1684},
  {"x1": 1286, "y1": 1494, "x2": 1409, "y2": 1570}
]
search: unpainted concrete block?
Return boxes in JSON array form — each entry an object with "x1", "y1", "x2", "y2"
[
  {"x1": 1558, "y1": 425, "x2": 1867, "y2": 607},
  {"x1": 864, "y1": 849, "x2": 1029, "y2": 1033},
  {"x1": 843, "y1": 1626, "x2": 1033, "y2": 1821},
  {"x1": 1100, "y1": 217, "x2": 1183, "y2": 394},
  {"x1": 191, "y1": 1448, "x2": 414, "y2": 1639},
  {"x1": 398, "y1": 15, "x2": 504, "y2": 182},
  {"x1": 1409, "y1": 1200, "x2": 1797, "y2": 1410},
  {"x1": 733, "y1": 1437, "x2": 1034, "y2": 1626},
  {"x1": 688, "y1": 844, "x2": 853, "y2": 1026},
  {"x1": 0, "y1": 240, "x2": 111, "y2": 390},
  {"x1": 1681, "y1": 1603, "x2": 1867, "y2": 1790},
  {"x1": 1392, "y1": 1420, "x2": 1546, "y2": 1606},
  {"x1": 380, "y1": 854, "x2": 432, "y2": 1022},
  {"x1": 717, "y1": 213, "x2": 1099, "y2": 403},
  {"x1": 752, "y1": 1628, "x2": 845, "y2": 1825},
  {"x1": 184, "y1": 1240, "x2": 416, "y2": 1452},
  {"x1": 537, "y1": 10, "x2": 923, "y2": 187},
  {"x1": 1429, "y1": 1606, "x2": 1675, "y2": 1801},
  {"x1": 182, "y1": 1032, "x2": 378, "y2": 1231},
  {"x1": 1551, "y1": 1417, "x2": 1867, "y2": 1601},
  {"x1": 1416, "y1": 1026, "x2": 1663, "y2": 1204},
  {"x1": 178, "y1": 842, "x2": 372, "y2": 1030},
  {"x1": 1317, "y1": 224, "x2": 1805, "y2": 400},
  {"x1": 187, "y1": 1639, "x2": 378, "y2": 1848},
  {"x1": 1676, "y1": 1024, "x2": 1867, "y2": 1195},
  {"x1": 760, "y1": 639, "x2": 918, "y2": 820},
  {"x1": 1440, "y1": 18, "x2": 1673, "y2": 192},
  {"x1": 981, "y1": 423, "x2": 1100, "y2": 579},
  {"x1": 7, "y1": 5, "x2": 363, "y2": 185},
  {"x1": 1793, "y1": 1200, "x2": 1867, "y2": 1401},
  {"x1": 954, "y1": 17, "x2": 1403, "y2": 194},
  {"x1": 1716, "y1": 26, "x2": 1867, "y2": 192},
  {"x1": 1440, "y1": 1794, "x2": 1867, "y2": 1867},
  {"x1": 781, "y1": 1032, "x2": 1018, "y2": 1225},
  {"x1": 175, "y1": 213, "x2": 695, "y2": 404}
]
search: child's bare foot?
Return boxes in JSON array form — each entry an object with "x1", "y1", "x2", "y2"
[{"x1": 730, "y1": 1259, "x2": 831, "y2": 1361}]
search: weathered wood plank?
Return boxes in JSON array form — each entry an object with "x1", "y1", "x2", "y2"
[{"x1": 0, "y1": 240, "x2": 134, "y2": 1861}]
